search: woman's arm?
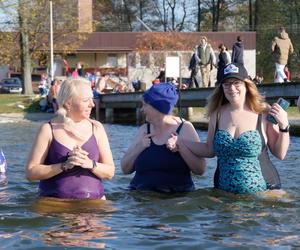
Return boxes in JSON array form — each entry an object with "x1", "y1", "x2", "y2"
[
  {"x1": 26, "y1": 123, "x2": 65, "y2": 181},
  {"x1": 265, "y1": 104, "x2": 290, "y2": 160},
  {"x1": 177, "y1": 112, "x2": 217, "y2": 158},
  {"x1": 174, "y1": 121, "x2": 206, "y2": 175},
  {"x1": 121, "y1": 124, "x2": 151, "y2": 174},
  {"x1": 90, "y1": 122, "x2": 115, "y2": 180}
]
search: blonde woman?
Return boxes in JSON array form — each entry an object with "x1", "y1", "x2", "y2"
[
  {"x1": 26, "y1": 77, "x2": 115, "y2": 199},
  {"x1": 167, "y1": 63, "x2": 289, "y2": 194}
]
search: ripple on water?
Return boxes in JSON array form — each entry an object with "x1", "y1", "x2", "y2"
[{"x1": 0, "y1": 122, "x2": 299, "y2": 249}]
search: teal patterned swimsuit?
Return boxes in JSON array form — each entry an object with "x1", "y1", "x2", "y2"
[{"x1": 214, "y1": 129, "x2": 267, "y2": 194}]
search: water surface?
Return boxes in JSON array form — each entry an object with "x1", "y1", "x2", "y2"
[{"x1": 0, "y1": 122, "x2": 299, "y2": 249}]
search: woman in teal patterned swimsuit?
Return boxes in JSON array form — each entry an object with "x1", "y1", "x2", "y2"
[{"x1": 167, "y1": 63, "x2": 290, "y2": 194}]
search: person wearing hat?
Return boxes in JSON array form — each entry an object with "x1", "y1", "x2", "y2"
[
  {"x1": 167, "y1": 63, "x2": 290, "y2": 194},
  {"x1": 121, "y1": 83, "x2": 206, "y2": 192},
  {"x1": 194, "y1": 36, "x2": 216, "y2": 88}
]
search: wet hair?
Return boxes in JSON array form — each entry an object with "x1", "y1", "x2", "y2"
[{"x1": 205, "y1": 78, "x2": 266, "y2": 117}]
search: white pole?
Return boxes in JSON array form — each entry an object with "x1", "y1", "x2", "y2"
[{"x1": 50, "y1": 0, "x2": 54, "y2": 81}]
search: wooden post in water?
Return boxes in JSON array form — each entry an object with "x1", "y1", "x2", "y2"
[
  {"x1": 105, "y1": 108, "x2": 114, "y2": 123},
  {"x1": 181, "y1": 107, "x2": 193, "y2": 121}
]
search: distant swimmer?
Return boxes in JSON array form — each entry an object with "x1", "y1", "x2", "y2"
[{"x1": 0, "y1": 148, "x2": 7, "y2": 185}]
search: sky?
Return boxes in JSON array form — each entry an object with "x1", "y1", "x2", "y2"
[{"x1": 0, "y1": 0, "x2": 18, "y2": 31}]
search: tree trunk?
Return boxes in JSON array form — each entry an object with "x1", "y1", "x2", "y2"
[
  {"x1": 197, "y1": 0, "x2": 201, "y2": 31},
  {"x1": 249, "y1": 0, "x2": 253, "y2": 31},
  {"x1": 19, "y1": 0, "x2": 33, "y2": 95}
]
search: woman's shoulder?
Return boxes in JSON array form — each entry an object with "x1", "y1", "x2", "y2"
[
  {"x1": 89, "y1": 119, "x2": 105, "y2": 131},
  {"x1": 37, "y1": 121, "x2": 53, "y2": 139}
]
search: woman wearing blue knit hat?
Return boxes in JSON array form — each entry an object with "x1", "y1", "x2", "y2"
[{"x1": 121, "y1": 83, "x2": 206, "y2": 192}]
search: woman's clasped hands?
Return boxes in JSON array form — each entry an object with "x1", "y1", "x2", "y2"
[{"x1": 65, "y1": 146, "x2": 94, "y2": 170}]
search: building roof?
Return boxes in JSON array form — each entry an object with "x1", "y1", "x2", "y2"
[{"x1": 77, "y1": 32, "x2": 256, "y2": 52}]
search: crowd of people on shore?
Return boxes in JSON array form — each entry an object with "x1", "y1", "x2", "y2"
[{"x1": 188, "y1": 27, "x2": 294, "y2": 88}]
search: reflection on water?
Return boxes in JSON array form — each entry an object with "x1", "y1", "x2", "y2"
[
  {"x1": 0, "y1": 122, "x2": 299, "y2": 249},
  {"x1": 33, "y1": 198, "x2": 116, "y2": 248}
]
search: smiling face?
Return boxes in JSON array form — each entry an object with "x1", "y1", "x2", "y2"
[
  {"x1": 222, "y1": 78, "x2": 246, "y2": 104},
  {"x1": 67, "y1": 83, "x2": 95, "y2": 121}
]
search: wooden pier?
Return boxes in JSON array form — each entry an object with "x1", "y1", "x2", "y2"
[{"x1": 98, "y1": 82, "x2": 300, "y2": 124}]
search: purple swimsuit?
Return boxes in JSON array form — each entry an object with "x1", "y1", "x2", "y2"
[{"x1": 39, "y1": 123, "x2": 104, "y2": 199}]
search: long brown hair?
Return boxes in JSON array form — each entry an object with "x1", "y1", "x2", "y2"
[{"x1": 206, "y1": 79, "x2": 266, "y2": 117}]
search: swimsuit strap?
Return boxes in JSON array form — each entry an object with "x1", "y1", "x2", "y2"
[
  {"x1": 48, "y1": 121, "x2": 54, "y2": 138},
  {"x1": 92, "y1": 121, "x2": 95, "y2": 134},
  {"x1": 256, "y1": 113, "x2": 281, "y2": 189},
  {"x1": 215, "y1": 112, "x2": 220, "y2": 131},
  {"x1": 256, "y1": 114, "x2": 267, "y2": 149},
  {"x1": 146, "y1": 119, "x2": 185, "y2": 140},
  {"x1": 175, "y1": 118, "x2": 185, "y2": 135}
]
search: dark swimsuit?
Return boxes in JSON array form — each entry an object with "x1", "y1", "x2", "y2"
[
  {"x1": 39, "y1": 122, "x2": 105, "y2": 199},
  {"x1": 129, "y1": 120, "x2": 195, "y2": 193}
]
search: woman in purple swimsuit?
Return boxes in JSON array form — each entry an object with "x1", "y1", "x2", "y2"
[{"x1": 26, "y1": 77, "x2": 115, "y2": 199}]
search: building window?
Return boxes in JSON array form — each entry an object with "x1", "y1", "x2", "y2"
[
  {"x1": 107, "y1": 54, "x2": 117, "y2": 67},
  {"x1": 140, "y1": 52, "x2": 149, "y2": 67}
]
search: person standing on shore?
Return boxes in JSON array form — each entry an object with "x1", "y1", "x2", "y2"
[
  {"x1": 217, "y1": 43, "x2": 231, "y2": 84},
  {"x1": 271, "y1": 27, "x2": 294, "y2": 83},
  {"x1": 194, "y1": 36, "x2": 216, "y2": 88},
  {"x1": 231, "y1": 35, "x2": 244, "y2": 65}
]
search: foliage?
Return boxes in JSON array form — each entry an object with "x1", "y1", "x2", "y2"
[{"x1": 135, "y1": 32, "x2": 199, "y2": 51}]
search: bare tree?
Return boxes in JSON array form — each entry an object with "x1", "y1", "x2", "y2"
[
  {"x1": 18, "y1": 0, "x2": 32, "y2": 94},
  {"x1": 196, "y1": 0, "x2": 202, "y2": 31}
]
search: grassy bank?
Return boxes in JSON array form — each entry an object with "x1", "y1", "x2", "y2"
[
  {"x1": 0, "y1": 94, "x2": 41, "y2": 113},
  {"x1": 0, "y1": 94, "x2": 299, "y2": 116}
]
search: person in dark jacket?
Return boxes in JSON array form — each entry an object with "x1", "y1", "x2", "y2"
[
  {"x1": 188, "y1": 53, "x2": 200, "y2": 88},
  {"x1": 217, "y1": 44, "x2": 231, "y2": 84},
  {"x1": 231, "y1": 35, "x2": 244, "y2": 65}
]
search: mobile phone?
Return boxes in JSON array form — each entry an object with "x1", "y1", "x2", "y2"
[{"x1": 267, "y1": 98, "x2": 290, "y2": 124}]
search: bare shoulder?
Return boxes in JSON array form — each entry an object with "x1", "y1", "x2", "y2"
[
  {"x1": 181, "y1": 120, "x2": 195, "y2": 131},
  {"x1": 39, "y1": 122, "x2": 52, "y2": 135},
  {"x1": 36, "y1": 122, "x2": 53, "y2": 142},
  {"x1": 89, "y1": 119, "x2": 106, "y2": 132},
  {"x1": 137, "y1": 123, "x2": 148, "y2": 135}
]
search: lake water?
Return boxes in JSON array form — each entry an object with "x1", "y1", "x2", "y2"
[{"x1": 0, "y1": 121, "x2": 299, "y2": 249}]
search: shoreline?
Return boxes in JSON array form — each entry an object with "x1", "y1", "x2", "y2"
[{"x1": 1, "y1": 112, "x2": 300, "y2": 137}]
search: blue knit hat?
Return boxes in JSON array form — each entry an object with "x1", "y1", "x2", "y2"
[{"x1": 143, "y1": 83, "x2": 178, "y2": 114}]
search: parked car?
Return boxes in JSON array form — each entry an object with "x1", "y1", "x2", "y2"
[{"x1": 0, "y1": 78, "x2": 23, "y2": 94}]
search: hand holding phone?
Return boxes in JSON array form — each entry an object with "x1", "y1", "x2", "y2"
[{"x1": 267, "y1": 98, "x2": 290, "y2": 124}]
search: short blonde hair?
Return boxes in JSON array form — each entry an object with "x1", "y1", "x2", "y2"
[{"x1": 206, "y1": 79, "x2": 266, "y2": 117}]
